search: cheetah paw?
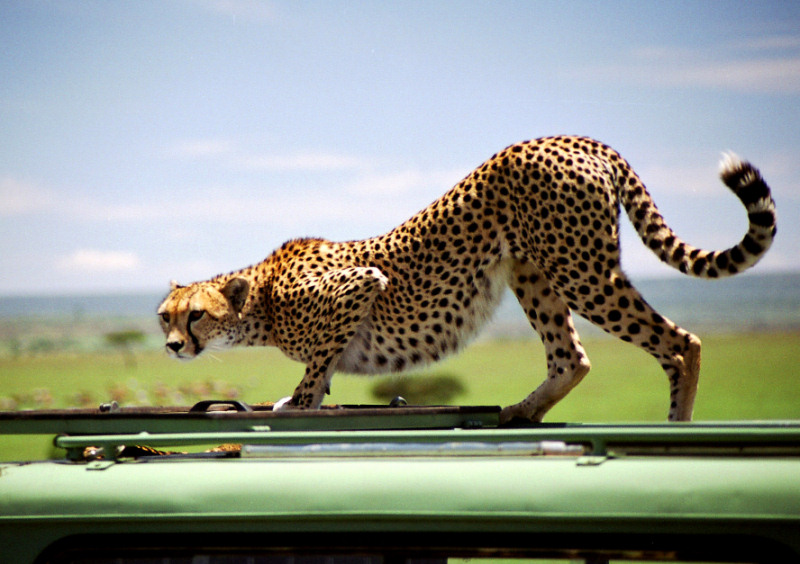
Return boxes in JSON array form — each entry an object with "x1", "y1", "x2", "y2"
[
  {"x1": 500, "y1": 403, "x2": 543, "y2": 425},
  {"x1": 272, "y1": 396, "x2": 294, "y2": 412}
]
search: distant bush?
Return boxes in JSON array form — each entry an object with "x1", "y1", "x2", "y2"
[
  {"x1": 27, "y1": 337, "x2": 75, "y2": 354},
  {"x1": 84, "y1": 378, "x2": 241, "y2": 409},
  {"x1": 371, "y1": 374, "x2": 466, "y2": 405},
  {"x1": 105, "y1": 330, "x2": 146, "y2": 348},
  {"x1": 0, "y1": 378, "x2": 245, "y2": 411},
  {"x1": 0, "y1": 388, "x2": 54, "y2": 410},
  {"x1": 105, "y1": 329, "x2": 147, "y2": 368}
]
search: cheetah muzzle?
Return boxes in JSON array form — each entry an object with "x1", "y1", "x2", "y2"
[{"x1": 157, "y1": 136, "x2": 776, "y2": 423}]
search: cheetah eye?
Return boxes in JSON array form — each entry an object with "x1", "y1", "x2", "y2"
[
  {"x1": 188, "y1": 310, "x2": 205, "y2": 323},
  {"x1": 159, "y1": 312, "x2": 170, "y2": 324}
]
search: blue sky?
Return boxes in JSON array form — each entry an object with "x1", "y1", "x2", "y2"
[{"x1": 1, "y1": 0, "x2": 798, "y2": 295}]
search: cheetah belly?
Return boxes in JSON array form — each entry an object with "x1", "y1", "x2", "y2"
[{"x1": 337, "y1": 258, "x2": 513, "y2": 375}]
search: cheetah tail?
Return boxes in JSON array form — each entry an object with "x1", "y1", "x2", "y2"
[{"x1": 623, "y1": 154, "x2": 777, "y2": 278}]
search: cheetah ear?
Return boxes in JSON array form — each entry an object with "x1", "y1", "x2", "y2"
[
  {"x1": 221, "y1": 277, "x2": 249, "y2": 314},
  {"x1": 170, "y1": 280, "x2": 184, "y2": 290}
]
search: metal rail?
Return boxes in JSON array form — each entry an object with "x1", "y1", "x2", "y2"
[{"x1": 4, "y1": 402, "x2": 800, "y2": 460}]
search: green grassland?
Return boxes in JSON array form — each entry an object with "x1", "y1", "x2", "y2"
[{"x1": 1, "y1": 331, "x2": 799, "y2": 460}]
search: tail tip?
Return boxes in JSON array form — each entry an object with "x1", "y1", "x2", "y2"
[
  {"x1": 719, "y1": 151, "x2": 766, "y2": 196},
  {"x1": 719, "y1": 151, "x2": 744, "y2": 178}
]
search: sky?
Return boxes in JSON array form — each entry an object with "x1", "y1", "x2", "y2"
[{"x1": 1, "y1": 0, "x2": 799, "y2": 295}]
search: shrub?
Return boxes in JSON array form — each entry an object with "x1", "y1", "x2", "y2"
[{"x1": 371, "y1": 373, "x2": 466, "y2": 405}]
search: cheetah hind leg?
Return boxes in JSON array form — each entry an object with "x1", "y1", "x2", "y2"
[
  {"x1": 500, "y1": 262, "x2": 592, "y2": 424},
  {"x1": 279, "y1": 266, "x2": 389, "y2": 411},
  {"x1": 671, "y1": 332, "x2": 701, "y2": 421},
  {"x1": 570, "y1": 270, "x2": 701, "y2": 422}
]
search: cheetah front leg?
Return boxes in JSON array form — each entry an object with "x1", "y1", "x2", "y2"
[
  {"x1": 501, "y1": 261, "x2": 592, "y2": 424},
  {"x1": 280, "y1": 266, "x2": 389, "y2": 410}
]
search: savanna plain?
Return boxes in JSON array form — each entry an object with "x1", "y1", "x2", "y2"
[{"x1": 1, "y1": 324, "x2": 798, "y2": 461}]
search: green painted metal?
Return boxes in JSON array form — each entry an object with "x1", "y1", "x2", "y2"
[
  {"x1": 2, "y1": 455, "x2": 798, "y2": 523},
  {"x1": 6, "y1": 404, "x2": 800, "y2": 456},
  {"x1": 0, "y1": 404, "x2": 500, "y2": 435},
  {"x1": 3, "y1": 406, "x2": 800, "y2": 562},
  {"x1": 48, "y1": 421, "x2": 800, "y2": 460},
  {"x1": 2, "y1": 448, "x2": 800, "y2": 562}
]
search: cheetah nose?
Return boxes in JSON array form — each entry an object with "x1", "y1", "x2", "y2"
[{"x1": 166, "y1": 340, "x2": 184, "y2": 353}]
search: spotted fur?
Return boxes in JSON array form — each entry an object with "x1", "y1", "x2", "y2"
[{"x1": 157, "y1": 136, "x2": 776, "y2": 423}]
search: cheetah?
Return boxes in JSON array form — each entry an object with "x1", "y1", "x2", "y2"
[{"x1": 157, "y1": 136, "x2": 776, "y2": 423}]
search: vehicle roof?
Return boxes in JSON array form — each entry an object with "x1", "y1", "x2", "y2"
[{"x1": 2, "y1": 403, "x2": 800, "y2": 562}]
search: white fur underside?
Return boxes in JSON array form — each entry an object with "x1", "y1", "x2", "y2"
[{"x1": 337, "y1": 258, "x2": 514, "y2": 375}]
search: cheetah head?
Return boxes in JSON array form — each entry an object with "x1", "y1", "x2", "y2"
[{"x1": 156, "y1": 278, "x2": 249, "y2": 359}]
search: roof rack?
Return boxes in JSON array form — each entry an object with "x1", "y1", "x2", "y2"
[
  {"x1": 3, "y1": 401, "x2": 800, "y2": 462},
  {"x1": 0, "y1": 401, "x2": 500, "y2": 434}
]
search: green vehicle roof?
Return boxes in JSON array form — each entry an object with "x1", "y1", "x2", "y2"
[{"x1": 2, "y1": 404, "x2": 800, "y2": 563}]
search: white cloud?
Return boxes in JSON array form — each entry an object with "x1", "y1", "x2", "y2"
[
  {"x1": 153, "y1": 138, "x2": 468, "y2": 229},
  {"x1": 649, "y1": 56, "x2": 800, "y2": 94},
  {"x1": 577, "y1": 35, "x2": 800, "y2": 94},
  {"x1": 346, "y1": 168, "x2": 466, "y2": 198},
  {"x1": 167, "y1": 139, "x2": 235, "y2": 159},
  {"x1": 737, "y1": 35, "x2": 800, "y2": 52},
  {"x1": 38, "y1": 165, "x2": 460, "y2": 233},
  {"x1": 165, "y1": 138, "x2": 369, "y2": 172},
  {"x1": 57, "y1": 249, "x2": 141, "y2": 273},
  {"x1": 0, "y1": 177, "x2": 56, "y2": 215},
  {"x1": 194, "y1": 0, "x2": 275, "y2": 23},
  {"x1": 233, "y1": 152, "x2": 369, "y2": 172}
]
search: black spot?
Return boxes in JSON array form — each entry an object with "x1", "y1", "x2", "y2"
[
  {"x1": 742, "y1": 234, "x2": 763, "y2": 255},
  {"x1": 726, "y1": 168, "x2": 770, "y2": 205},
  {"x1": 748, "y1": 210, "x2": 775, "y2": 228},
  {"x1": 691, "y1": 257, "x2": 706, "y2": 275}
]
